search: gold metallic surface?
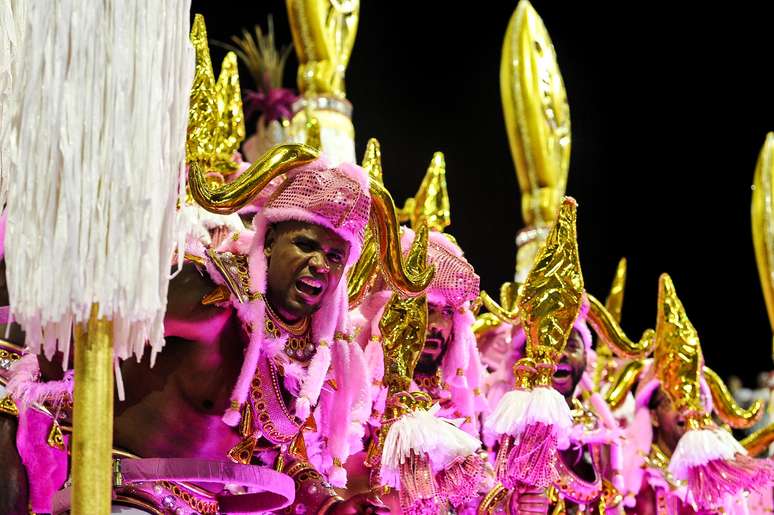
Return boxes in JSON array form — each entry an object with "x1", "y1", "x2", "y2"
[
  {"x1": 518, "y1": 198, "x2": 583, "y2": 363},
  {"x1": 605, "y1": 258, "x2": 627, "y2": 324},
  {"x1": 369, "y1": 162, "x2": 435, "y2": 297},
  {"x1": 654, "y1": 274, "x2": 703, "y2": 416},
  {"x1": 586, "y1": 294, "x2": 654, "y2": 359},
  {"x1": 188, "y1": 16, "x2": 246, "y2": 174},
  {"x1": 400, "y1": 152, "x2": 451, "y2": 232},
  {"x1": 477, "y1": 483, "x2": 508, "y2": 515},
  {"x1": 71, "y1": 305, "x2": 114, "y2": 515},
  {"x1": 347, "y1": 140, "x2": 382, "y2": 306},
  {"x1": 752, "y1": 132, "x2": 774, "y2": 359},
  {"x1": 188, "y1": 15, "x2": 218, "y2": 164},
  {"x1": 0, "y1": 395, "x2": 18, "y2": 416},
  {"x1": 379, "y1": 223, "x2": 430, "y2": 395},
  {"x1": 472, "y1": 313, "x2": 503, "y2": 338},
  {"x1": 740, "y1": 422, "x2": 774, "y2": 457},
  {"x1": 213, "y1": 52, "x2": 246, "y2": 172},
  {"x1": 594, "y1": 258, "x2": 628, "y2": 391},
  {"x1": 286, "y1": 0, "x2": 359, "y2": 97},
  {"x1": 479, "y1": 290, "x2": 519, "y2": 324},
  {"x1": 347, "y1": 225, "x2": 378, "y2": 308},
  {"x1": 501, "y1": 0, "x2": 570, "y2": 228},
  {"x1": 703, "y1": 366, "x2": 763, "y2": 429},
  {"x1": 603, "y1": 360, "x2": 644, "y2": 411},
  {"x1": 189, "y1": 144, "x2": 319, "y2": 214}
]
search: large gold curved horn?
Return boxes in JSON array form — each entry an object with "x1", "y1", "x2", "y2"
[
  {"x1": 603, "y1": 360, "x2": 644, "y2": 411},
  {"x1": 370, "y1": 178, "x2": 435, "y2": 296},
  {"x1": 586, "y1": 294, "x2": 654, "y2": 359},
  {"x1": 479, "y1": 290, "x2": 519, "y2": 325},
  {"x1": 703, "y1": 366, "x2": 763, "y2": 429},
  {"x1": 740, "y1": 421, "x2": 774, "y2": 457},
  {"x1": 189, "y1": 144, "x2": 319, "y2": 214}
]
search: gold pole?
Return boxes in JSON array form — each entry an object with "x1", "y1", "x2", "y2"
[{"x1": 71, "y1": 304, "x2": 114, "y2": 514}]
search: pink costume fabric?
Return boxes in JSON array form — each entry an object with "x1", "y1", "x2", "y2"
[{"x1": 206, "y1": 156, "x2": 372, "y2": 486}]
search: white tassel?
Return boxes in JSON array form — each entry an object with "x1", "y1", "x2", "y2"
[
  {"x1": 4, "y1": 0, "x2": 193, "y2": 361},
  {"x1": 669, "y1": 427, "x2": 741, "y2": 479},
  {"x1": 484, "y1": 388, "x2": 531, "y2": 435},
  {"x1": 381, "y1": 404, "x2": 482, "y2": 488}
]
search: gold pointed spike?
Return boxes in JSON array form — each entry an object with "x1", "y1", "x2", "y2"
[
  {"x1": 518, "y1": 197, "x2": 584, "y2": 364},
  {"x1": 362, "y1": 138, "x2": 383, "y2": 184},
  {"x1": 594, "y1": 257, "x2": 627, "y2": 389},
  {"x1": 751, "y1": 132, "x2": 774, "y2": 359},
  {"x1": 605, "y1": 258, "x2": 627, "y2": 324},
  {"x1": 408, "y1": 152, "x2": 451, "y2": 232},
  {"x1": 379, "y1": 222, "x2": 430, "y2": 395},
  {"x1": 501, "y1": 0, "x2": 570, "y2": 229},
  {"x1": 212, "y1": 52, "x2": 246, "y2": 173},
  {"x1": 187, "y1": 14, "x2": 219, "y2": 164},
  {"x1": 286, "y1": 0, "x2": 359, "y2": 97},
  {"x1": 654, "y1": 274, "x2": 704, "y2": 415},
  {"x1": 603, "y1": 360, "x2": 645, "y2": 411}
]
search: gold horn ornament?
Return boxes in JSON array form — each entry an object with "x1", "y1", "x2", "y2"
[
  {"x1": 740, "y1": 422, "x2": 774, "y2": 457},
  {"x1": 751, "y1": 132, "x2": 774, "y2": 359},
  {"x1": 603, "y1": 360, "x2": 645, "y2": 411},
  {"x1": 585, "y1": 294, "x2": 655, "y2": 359},
  {"x1": 188, "y1": 144, "x2": 320, "y2": 214},
  {"x1": 187, "y1": 14, "x2": 218, "y2": 164},
  {"x1": 702, "y1": 366, "x2": 763, "y2": 429}
]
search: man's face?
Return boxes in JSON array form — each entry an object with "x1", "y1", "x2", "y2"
[
  {"x1": 416, "y1": 302, "x2": 454, "y2": 374},
  {"x1": 650, "y1": 388, "x2": 687, "y2": 453},
  {"x1": 265, "y1": 221, "x2": 350, "y2": 322},
  {"x1": 552, "y1": 329, "x2": 587, "y2": 399}
]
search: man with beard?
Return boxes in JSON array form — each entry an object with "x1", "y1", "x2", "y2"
[{"x1": 0, "y1": 146, "x2": 398, "y2": 515}]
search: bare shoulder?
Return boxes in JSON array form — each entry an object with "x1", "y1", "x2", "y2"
[{"x1": 165, "y1": 261, "x2": 233, "y2": 343}]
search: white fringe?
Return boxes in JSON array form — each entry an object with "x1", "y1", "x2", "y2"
[
  {"x1": 0, "y1": 0, "x2": 26, "y2": 209},
  {"x1": 669, "y1": 427, "x2": 745, "y2": 479},
  {"x1": 4, "y1": 0, "x2": 193, "y2": 361},
  {"x1": 381, "y1": 403, "x2": 482, "y2": 486}
]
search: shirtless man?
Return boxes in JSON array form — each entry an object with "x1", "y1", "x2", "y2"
[{"x1": 0, "y1": 148, "x2": 390, "y2": 514}]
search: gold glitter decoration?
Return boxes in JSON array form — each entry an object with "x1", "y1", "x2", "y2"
[
  {"x1": 752, "y1": 132, "x2": 774, "y2": 359},
  {"x1": 654, "y1": 274, "x2": 704, "y2": 417},
  {"x1": 501, "y1": 0, "x2": 570, "y2": 230},
  {"x1": 518, "y1": 198, "x2": 583, "y2": 367},
  {"x1": 286, "y1": 0, "x2": 359, "y2": 97},
  {"x1": 400, "y1": 152, "x2": 450, "y2": 232}
]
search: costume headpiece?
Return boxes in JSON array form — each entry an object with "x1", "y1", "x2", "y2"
[
  {"x1": 752, "y1": 132, "x2": 774, "y2": 359},
  {"x1": 624, "y1": 274, "x2": 770, "y2": 510}
]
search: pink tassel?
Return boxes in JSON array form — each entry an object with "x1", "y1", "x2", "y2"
[
  {"x1": 436, "y1": 454, "x2": 485, "y2": 507},
  {"x1": 685, "y1": 455, "x2": 774, "y2": 510},
  {"x1": 398, "y1": 452, "x2": 442, "y2": 515},
  {"x1": 500, "y1": 422, "x2": 559, "y2": 488}
]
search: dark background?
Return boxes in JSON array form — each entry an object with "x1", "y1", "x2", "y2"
[{"x1": 194, "y1": 1, "x2": 774, "y2": 384}]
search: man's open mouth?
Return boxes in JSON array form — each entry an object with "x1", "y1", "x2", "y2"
[
  {"x1": 295, "y1": 276, "x2": 324, "y2": 300},
  {"x1": 553, "y1": 363, "x2": 572, "y2": 379},
  {"x1": 423, "y1": 338, "x2": 441, "y2": 352}
]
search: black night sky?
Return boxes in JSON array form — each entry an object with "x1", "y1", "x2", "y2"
[{"x1": 194, "y1": 1, "x2": 774, "y2": 384}]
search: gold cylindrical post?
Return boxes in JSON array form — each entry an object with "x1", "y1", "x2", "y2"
[{"x1": 71, "y1": 305, "x2": 114, "y2": 514}]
